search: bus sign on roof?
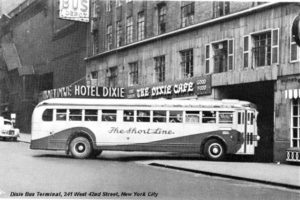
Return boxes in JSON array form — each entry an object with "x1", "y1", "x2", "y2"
[{"x1": 59, "y1": 0, "x2": 90, "y2": 23}]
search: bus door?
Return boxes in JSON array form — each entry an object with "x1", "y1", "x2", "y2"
[{"x1": 236, "y1": 110, "x2": 257, "y2": 154}]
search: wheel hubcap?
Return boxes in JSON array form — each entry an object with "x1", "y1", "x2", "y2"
[
  {"x1": 75, "y1": 143, "x2": 86, "y2": 153},
  {"x1": 209, "y1": 144, "x2": 222, "y2": 157}
]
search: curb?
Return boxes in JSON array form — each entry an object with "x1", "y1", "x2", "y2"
[{"x1": 149, "y1": 163, "x2": 300, "y2": 190}]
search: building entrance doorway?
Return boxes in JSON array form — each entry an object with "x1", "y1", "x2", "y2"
[{"x1": 216, "y1": 81, "x2": 274, "y2": 162}]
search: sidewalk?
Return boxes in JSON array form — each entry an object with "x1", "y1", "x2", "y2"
[{"x1": 19, "y1": 133, "x2": 300, "y2": 190}]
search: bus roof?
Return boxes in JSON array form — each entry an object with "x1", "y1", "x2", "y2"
[{"x1": 37, "y1": 98, "x2": 257, "y2": 109}]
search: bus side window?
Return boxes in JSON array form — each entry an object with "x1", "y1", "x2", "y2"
[
  {"x1": 250, "y1": 113, "x2": 254, "y2": 125},
  {"x1": 85, "y1": 109, "x2": 98, "y2": 121},
  {"x1": 56, "y1": 109, "x2": 67, "y2": 121},
  {"x1": 137, "y1": 110, "x2": 150, "y2": 122},
  {"x1": 238, "y1": 112, "x2": 241, "y2": 124},
  {"x1": 153, "y1": 110, "x2": 166, "y2": 122},
  {"x1": 219, "y1": 111, "x2": 233, "y2": 124},
  {"x1": 202, "y1": 111, "x2": 216, "y2": 123},
  {"x1": 169, "y1": 111, "x2": 183, "y2": 123},
  {"x1": 185, "y1": 111, "x2": 200, "y2": 123},
  {"x1": 69, "y1": 109, "x2": 82, "y2": 121},
  {"x1": 123, "y1": 110, "x2": 134, "y2": 122},
  {"x1": 42, "y1": 109, "x2": 53, "y2": 121},
  {"x1": 102, "y1": 110, "x2": 117, "y2": 121}
]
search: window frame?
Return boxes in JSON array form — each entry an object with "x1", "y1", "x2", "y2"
[
  {"x1": 107, "y1": 66, "x2": 118, "y2": 87},
  {"x1": 210, "y1": 38, "x2": 234, "y2": 73},
  {"x1": 290, "y1": 26, "x2": 300, "y2": 63},
  {"x1": 126, "y1": 16, "x2": 133, "y2": 44},
  {"x1": 291, "y1": 99, "x2": 300, "y2": 148},
  {"x1": 106, "y1": 24, "x2": 113, "y2": 50},
  {"x1": 154, "y1": 55, "x2": 166, "y2": 82},
  {"x1": 213, "y1": 1, "x2": 230, "y2": 18},
  {"x1": 158, "y1": 3, "x2": 167, "y2": 34},
  {"x1": 181, "y1": 2, "x2": 195, "y2": 27},
  {"x1": 180, "y1": 49, "x2": 194, "y2": 78},
  {"x1": 137, "y1": 11, "x2": 145, "y2": 41},
  {"x1": 249, "y1": 29, "x2": 279, "y2": 68},
  {"x1": 129, "y1": 62, "x2": 139, "y2": 86},
  {"x1": 116, "y1": 21, "x2": 122, "y2": 47}
]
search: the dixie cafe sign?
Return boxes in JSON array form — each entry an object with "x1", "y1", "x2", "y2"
[{"x1": 127, "y1": 75, "x2": 212, "y2": 99}]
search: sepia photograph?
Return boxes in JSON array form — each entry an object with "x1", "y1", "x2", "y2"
[{"x1": 0, "y1": 0, "x2": 299, "y2": 199}]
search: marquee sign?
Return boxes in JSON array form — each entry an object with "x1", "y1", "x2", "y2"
[{"x1": 59, "y1": 0, "x2": 90, "y2": 22}]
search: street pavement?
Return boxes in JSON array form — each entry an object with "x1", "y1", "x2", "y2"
[{"x1": 19, "y1": 133, "x2": 300, "y2": 190}]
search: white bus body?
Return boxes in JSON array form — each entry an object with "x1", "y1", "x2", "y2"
[{"x1": 30, "y1": 98, "x2": 259, "y2": 160}]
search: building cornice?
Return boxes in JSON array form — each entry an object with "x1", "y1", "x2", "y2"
[{"x1": 85, "y1": 2, "x2": 282, "y2": 62}]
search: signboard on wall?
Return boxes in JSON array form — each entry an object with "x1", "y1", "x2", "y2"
[
  {"x1": 59, "y1": 0, "x2": 90, "y2": 22},
  {"x1": 40, "y1": 85, "x2": 125, "y2": 101},
  {"x1": 126, "y1": 75, "x2": 212, "y2": 99}
]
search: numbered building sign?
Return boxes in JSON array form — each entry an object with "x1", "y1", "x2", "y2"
[{"x1": 59, "y1": 0, "x2": 90, "y2": 22}]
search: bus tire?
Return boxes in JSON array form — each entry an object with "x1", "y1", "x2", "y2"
[
  {"x1": 69, "y1": 136, "x2": 92, "y2": 159},
  {"x1": 204, "y1": 139, "x2": 225, "y2": 161},
  {"x1": 90, "y1": 150, "x2": 102, "y2": 158}
]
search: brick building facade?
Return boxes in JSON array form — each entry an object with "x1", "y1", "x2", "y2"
[
  {"x1": 85, "y1": 1, "x2": 300, "y2": 162},
  {"x1": 0, "y1": 0, "x2": 87, "y2": 132}
]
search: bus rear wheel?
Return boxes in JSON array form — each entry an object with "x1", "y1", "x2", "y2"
[
  {"x1": 204, "y1": 139, "x2": 225, "y2": 161},
  {"x1": 69, "y1": 136, "x2": 92, "y2": 159}
]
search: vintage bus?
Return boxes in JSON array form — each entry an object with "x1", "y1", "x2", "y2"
[{"x1": 30, "y1": 98, "x2": 260, "y2": 160}]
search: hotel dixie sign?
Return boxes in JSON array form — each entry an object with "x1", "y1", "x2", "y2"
[
  {"x1": 59, "y1": 0, "x2": 90, "y2": 22},
  {"x1": 41, "y1": 85, "x2": 125, "y2": 100}
]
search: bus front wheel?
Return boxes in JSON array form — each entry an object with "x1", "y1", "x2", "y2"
[
  {"x1": 69, "y1": 136, "x2": 92, "y2": 159},
  {"x1": 204, "y1": 139, "x2": 225, "y2": 161}
]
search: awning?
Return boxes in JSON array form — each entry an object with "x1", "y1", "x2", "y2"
[{"x1": 285, "y1": 89, "x2": 300, "y2": 99}]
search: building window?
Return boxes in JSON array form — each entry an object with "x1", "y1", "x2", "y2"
[
  {"x1": 107, "y1": 67, "x2": 118, "y2": 87},
  {"x1": 107, "y1": 25, "x2": 113, "y2": 50},
  {"x1": 116, "y1": 0, "x2": 122, "y2": 7},
  {"x1": 213, "y1": 1, "x2": 230, "y2": 18},
  {"x1": 252, "y1": 32, "x2": 271, "y2": 67},
  {"x1": 92, "y1": 30, "x2": 99, "y2": 54},
  {"x1": 126, "y1": 16, "x2": 133, "y2": 44},
  {"x1": 106, "y1": 0, "x2": 112, "y2": 12},
  {"x1": 243, "y1": 36, "x2": 250, "y2": 68},
  {"x1": 212, "y1": 39, "x2": 234, "y2": 73},
  {"x1": 180, "y1": 49, "x2": 193, "y2": 78},
  {"x1": 292, "y1": 99, "x2": 300, "y2": 148},
  {"x1": 290, "y1": 31, "x2": 300, "y2": 62},
  {"x1": 154, "y1": 56, "x2": 165, "y2": 82},
  {"x1": 181, "y1": 2, "x2": 194, "y2": 27},
  {"x1": 129, "y1": 62, "x2": 139, "y2": 86},
  {"x1": 137, "y1": 11, "x2": 145, "y2": 41},
  {"x1": 245, "y1": 29, "x2": 279, "y2": 68},
  {"x1": 158, "y1": 3, "x2": 166, "y2": 34},
  {"x1": 90, "y1": 71, "x2": 98, "y2": 86},
  {"x1": 205, "y1": 44, "x2": 210, "y2": 74},
  {"x1": 116, "y1": 21, "x2": 122, "y2": 47}
]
